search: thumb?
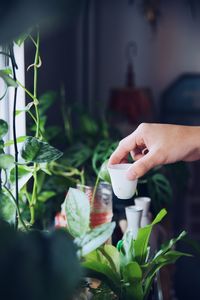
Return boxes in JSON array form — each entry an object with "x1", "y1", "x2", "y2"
[{"x1": 127, "y1": 151, "x2": 158, "y2": 180}]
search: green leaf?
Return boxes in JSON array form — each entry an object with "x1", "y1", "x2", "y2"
[
  {"x1": 122, "y1": 262, "x2": 143, "y2": 300},
  {"x1": 120, "y1": 231, "x2": 135, "y2": 268},
  {"x1": 62, "y1": 143, "x2": 92, "y2": 168},
  {"x1": 75, "y1": 222, "x2": 116, "y2": 257},
  {"x1": 154, "y1": 231, "x2": 187, "y2": 259},
  {"x1": 143, "y1": 248, "x2": 191, "y2": 297},
  {"x1": 99, "y1": 160, "x2": 111, "y2": 184},
  {"x1": 92, "y1": 141, "x2": 118, "y2": 176},
  {"x1": 38, "y1": 191, "x2": 56, "y2": 202},
  {"x1": 0, "y1": 120, "x2": 8, "y2": 138},
  {"x1": 38, "y1": 91, "x2": 57, "y2": 115},
  {"x1": 10, "y1": 165, "x2": 33, "y2": 191},
  {"x1": 0, "y1": 190, "x2": 16, "y2": 224},
  {"x1": 99, "y1": 245, "x2": 120, "y2": 273},
  {"x1": 4, "y1": 136, "x2": 28, "y2": 147},
  {"x1": 0, "y1": 140, "x2": 4, "y2": 153},
  {"x1": 80, "y1": 113, "x2": 98, "y2": 136},
  {"x1": 123, "y1": 261, "x2": 142, "y2": 282},
  {"x1": 147, "y1": 173, "x2": 173, "y2": 213},
  {"x1": 134, "y1": 209, "x2": 167, "y2": 264},
  {"x1": 64, "y1": 188, "x2": 90, "y2": 238},
  {"x1": 15, "y1": 31, "x2": 30, "y2": 46},
  {"x1": 0, "y1": 68, "x2": 17, "y2": 87},
  {"x1": 0, "y1": 154, "x2": 14, "y2": 170},
  {"x1": 21, "y1": 137, "x2": 63, "y2": 163},
  {"x1": 82, "y1": 260, "x2": 121, "y2": 296},
  {"x1": 15, "y1": 102, "x2": 34, "y2": 116}
]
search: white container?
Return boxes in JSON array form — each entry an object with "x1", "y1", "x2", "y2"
[
  {"x1": 134, "y1": 197, "x2": 151, "y2": 227},
  {"x1": 125, "y1": 205, "x2": 143, "y2": 239},
  {"x1": 108, "y1": 164, "x2": 138, "y2": 199}
]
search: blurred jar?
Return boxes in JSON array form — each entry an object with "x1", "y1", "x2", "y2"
[{"x1": 77, "y1": 182, "x2": 113, "y2": 228}]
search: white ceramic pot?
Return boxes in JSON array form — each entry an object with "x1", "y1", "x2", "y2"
[
  {"x1": 134, "y1": 197, "x2": 151, "y2": 227},
  {"x1": 108, "y1": 163, "x2": 138, "y2": 199},
  {"x1": 125, "y1": 205, "x2": 143, "y2": 239}
]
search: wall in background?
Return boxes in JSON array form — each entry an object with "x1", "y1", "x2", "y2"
[{"x1": 92, "y1": 0, "x2": 200, "y2": 116}]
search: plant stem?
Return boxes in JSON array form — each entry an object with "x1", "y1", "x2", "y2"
[
  {"x1": 30, "y1": 28, "x2": 40, "y2": 224},
  {"x1": 91, "y1": 174, "x2": 100, "y2": 209},
  {"x1": 9, "y1": 43, "x2": 19, "y2": 230}
]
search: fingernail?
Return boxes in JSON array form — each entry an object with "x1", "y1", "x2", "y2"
[{"x1": 127, "y1": 170, "x2": 138, "y2": 180}]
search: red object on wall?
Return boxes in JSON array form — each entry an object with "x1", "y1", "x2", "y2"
[{"x1": 109, "y1": 87, "x2": 154, "y2": 125}]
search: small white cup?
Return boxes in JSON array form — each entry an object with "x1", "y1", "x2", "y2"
[{"x1": 108, "y1": 163, "x2": 138, "y2": 199}]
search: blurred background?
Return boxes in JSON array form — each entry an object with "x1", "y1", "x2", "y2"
[{"x1": 2, "y1": 0, "x2": 200, "y2": 299}]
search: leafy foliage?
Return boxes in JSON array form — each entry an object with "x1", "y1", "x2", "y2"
[{"x1": 82, "y1": 209, "x2": 191, "y2": 300}]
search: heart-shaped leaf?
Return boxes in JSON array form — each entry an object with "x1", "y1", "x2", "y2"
[
  {"x1": 21, "y1": 137, "x2": 63, "y2": 163},
  {"x1": 0, "y1": 154, "x2": 14, "y2": 170},
  {"x1": 0, "y1": 120, "x2": 8, "y2": 138},
  {"x1": 64, "y1": 188, "x2": 90, "y2": 238}
]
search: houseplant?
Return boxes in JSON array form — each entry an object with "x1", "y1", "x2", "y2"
[
  {"x1": 0, "y1": 28, "x2": 64, "y2": 229},
  {"x1": 62, "y1": 186, "x2": 191, "y2": 300}
]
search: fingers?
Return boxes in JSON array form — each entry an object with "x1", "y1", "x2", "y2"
[
  {"x1": 126, "y1": 150, "x2": 158, "y2": 180},
  {"x1": 108, "y1": 133, "x2": 136, "y2": 165}
]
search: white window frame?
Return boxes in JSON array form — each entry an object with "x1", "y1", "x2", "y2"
[{"x1": 0, "y1": 44, "x2": 26, "y2": 156}]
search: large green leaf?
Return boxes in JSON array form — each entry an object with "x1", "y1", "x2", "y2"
[
  {"x1": 75, "y1": 222, "x2": 116, "y2": 257},
  {"x1": 21, "y1": 137, "x2": 63, "y2": 163},
  {"x1": 0, "y1": 120, "x2": 8, "y2": 138},
  {"x1": 64, "y1": 188, "x2": 90, "y2": 238},
  {"x1": 0, "y1": 154, "x2": 14, "y2": 170},
  {"x1": 134, "y1": 209, "x2": 167, "y2": 264},
  {"x1": 0, "y1": 190, "x2": 16, "y2": 224}
]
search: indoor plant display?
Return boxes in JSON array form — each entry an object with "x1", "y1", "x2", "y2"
[{"x1": 60, "y1": 185, "x2": 191, "y2": 300}]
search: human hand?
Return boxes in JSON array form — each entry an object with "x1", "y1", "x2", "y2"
[{"x1": 109, "y1": 123, "x2": 200, "y2": 179}]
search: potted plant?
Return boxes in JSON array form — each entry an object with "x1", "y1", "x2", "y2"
[{"x1": 62, "y1": 187, "x2": 191, "y2": 300}]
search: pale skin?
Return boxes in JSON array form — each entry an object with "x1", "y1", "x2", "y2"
[{"x1": 109, "y1": 123, "x2": 200, "y2": 180}]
